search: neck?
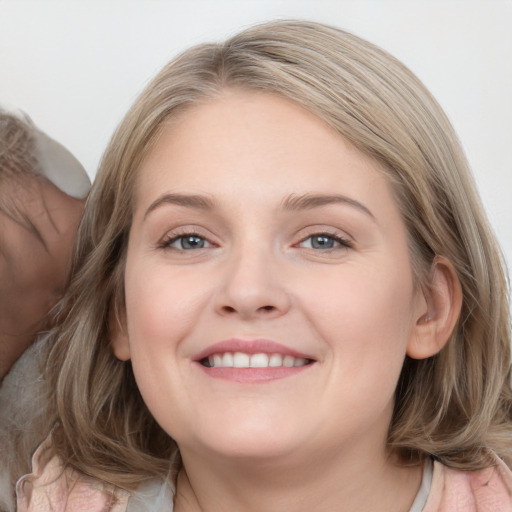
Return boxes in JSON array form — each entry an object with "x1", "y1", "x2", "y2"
[{"x1": 173, "y1": 442, "x2": 422, "y2": 512}]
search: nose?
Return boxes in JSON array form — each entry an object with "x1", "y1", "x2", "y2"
[{"x1": 214, "y1": 246, "x2": 291, "y2": 320}]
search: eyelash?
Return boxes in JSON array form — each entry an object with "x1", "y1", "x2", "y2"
[
  {"x1": 158, "y1": 230, "x2": 353, "y2": 252},
  {"x1": 158, "y1": 231, "x2": 213, "y2": 251},
  {"x1": 297, "y1": 232, "x2": 353, "y2": 251}
]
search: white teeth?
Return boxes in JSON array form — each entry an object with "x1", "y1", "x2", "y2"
[
  {"x1": 205, "y1": 352, "x2": 309, "y2": 369},
  {"x1": 222, "y1": 353, "x2": 234, "y2": 367},
  {"x1": 269, "y1": 354, "x2": 283, "y2": 367},
  {"x1": 250, "y1": 353, "x2": 269, "y2": 367},
  {"x1": 283, "y1": 355, "x2": 295, "y2": 367},
  {"x1": 233, "y1": 352, "x2": 250, "y2": 368}
]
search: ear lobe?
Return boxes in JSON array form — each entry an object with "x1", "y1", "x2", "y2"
[
  {"x1": 406, "y1": 256, "x2": 463, "y2": 360},
  {"x1": 110, "y1": 306, "x2": 131, "y2": 361}
]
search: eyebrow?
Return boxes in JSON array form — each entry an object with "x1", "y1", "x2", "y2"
[
  {"x1": 282, "y1": 193, "x2": 375, "y2": 220},
  {"x1": 143, "y1": 192, "x2": 375, "y2": 221},
  {"x1": 144, "y1": 193, "x2": 215, "y2": 220}
]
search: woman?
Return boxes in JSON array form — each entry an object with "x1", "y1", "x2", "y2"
[{"x1": 11, "y1": 20, "x2": 512, "y2": 511}]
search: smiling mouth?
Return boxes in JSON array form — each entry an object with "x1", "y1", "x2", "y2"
[{"x1": 201, "y1": 352, "x2": 313, "y2": 369}]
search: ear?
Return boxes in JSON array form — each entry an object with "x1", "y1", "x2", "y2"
[
  {"x1": 406, "y1": 256, "x2": 463, "y2": 360},
  {"x1": 110, "y1": 306, "x2": 131, "y2": 361}
]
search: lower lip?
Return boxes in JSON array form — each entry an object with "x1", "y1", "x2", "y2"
[{"x1": 194, "y1": 362, "x2": 312, "y2": 383}]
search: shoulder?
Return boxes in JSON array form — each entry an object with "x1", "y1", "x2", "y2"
[
  {"x1": 16, "y1": 435, "x2": 130, "y2": 512},
  {"x1": 15, "y1": 434, "x2": 176, "y2": 512},
  {"x1": 0, "y1": 336, "x2": 50, "y2": 511},
  {"x1": 424, "y1": 455, "x2": 512, "y2": 512}
]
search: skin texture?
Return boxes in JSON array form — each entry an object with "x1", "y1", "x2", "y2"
[
  {"x1": 113, "y1": 90, "x2": 460, "y2": 512},
  {"x1": 0, "y1": 177, "x2": 84, "y2": 378}
]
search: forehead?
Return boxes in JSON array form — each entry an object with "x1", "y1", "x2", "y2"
[{"x1": 134, "y1": 90, "x2": 391, "y2": 209}]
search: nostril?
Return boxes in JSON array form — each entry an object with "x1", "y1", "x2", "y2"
[{"x1": 220, "y1": 304, "x2": 276, "y2": 314}]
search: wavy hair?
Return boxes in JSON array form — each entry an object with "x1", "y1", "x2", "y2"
[{"x1": 47, "y1": 20, "x2": 511, "y2": 489}]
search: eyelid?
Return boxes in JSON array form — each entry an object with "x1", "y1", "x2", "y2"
[
  {"x1": 168, "y1": 235, "x2": 212, "y2": 250},
  {"x1": 157, "y1": 226, "x2": 217, "y2": 250},
  {"x1": 294, "y1": 226, "x2": 354, "y2": 249},
  {"x1": 155, "y1": 225, "x2": 354, "y2": 252},
  {"x1": 298, "y1": 233, "x2": 353, "y2": 250}
]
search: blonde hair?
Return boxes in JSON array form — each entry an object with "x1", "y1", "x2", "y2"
[{"x1": 47, "y1": 20, "x2": 511, "y2": 488}]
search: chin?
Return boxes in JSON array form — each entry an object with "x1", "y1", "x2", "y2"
[{"x1": 176, "y1": 414, "x2": 311, "y2": 462}]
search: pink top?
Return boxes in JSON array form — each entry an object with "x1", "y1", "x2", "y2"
[
  {"x1": 423, "y1": 457, "x2": 512, "y2": 512},
  {"x1": 16, "y1": 436, "x2": 129, "y2": 512},
  {"x1": 16, "y1": 438, "x2": 512, "y2": 512}
]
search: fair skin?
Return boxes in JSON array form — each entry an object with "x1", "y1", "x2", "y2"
[
  {"x1": 113, "y1": 90, "x2": 461, "y2": 512},
  {"x1": 0, "y1": 177, "x2": 84, "y2": 378}
]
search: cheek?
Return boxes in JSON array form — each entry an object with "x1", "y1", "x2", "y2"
[
  {"x1": 299, "y1": 261, "x2": 416, "y2": 361},
  {"x1": 302, "y1": 264, "x2": 416, "y2": 420},
  {"x1": 124, "y1": 261, "x2": 213, "y2": 354},
  {"x1": 123, "y1": 265, "x2": 224, "y2": 441}
]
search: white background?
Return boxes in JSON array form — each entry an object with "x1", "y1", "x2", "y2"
[{"x1": 1, "y1": 0, "x2": 511, "y2": 268}]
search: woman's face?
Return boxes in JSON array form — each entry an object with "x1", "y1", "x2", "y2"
[{"x1": 118, "y1": 90, "x2": 427, "y2": 466}]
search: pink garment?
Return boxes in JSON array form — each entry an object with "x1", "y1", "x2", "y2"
[
  {"x1": 423, "y1": 457, "x2": 512, "y2": 511},
  {"x1": 16, "y1": 437, "x2": 512, "y2": 511},
  {"x1": 16, "y1": 436, "x2": 129, "y2": 512}
]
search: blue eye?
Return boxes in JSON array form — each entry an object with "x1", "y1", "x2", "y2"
[
  {"x1": 299, "y1": 234, "x2": 351, "y2": 250},
  {"x1": 165, "y1": 235, "x2": 211, "y2": 250}
]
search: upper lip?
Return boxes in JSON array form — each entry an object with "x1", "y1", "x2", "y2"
[{"x1": 193, "y1": 338, "x2": 314, "y2": 362}]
